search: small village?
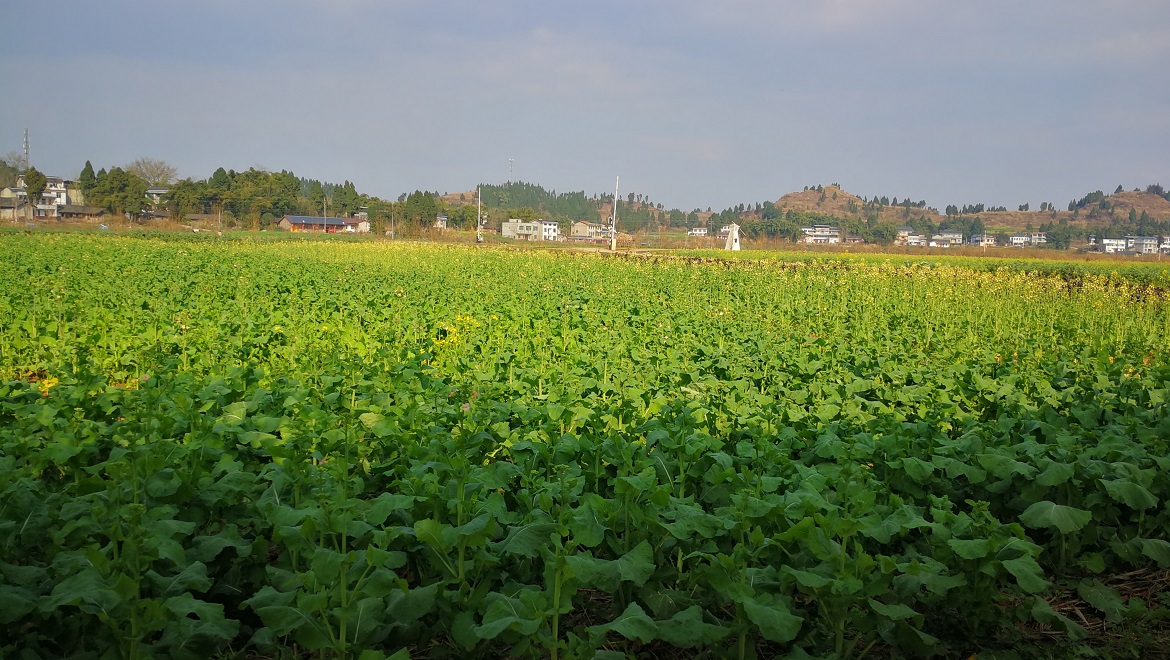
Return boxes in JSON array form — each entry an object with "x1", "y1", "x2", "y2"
[{"x1": 5, "y1": 173, "x2": 1170, "y2": 255}]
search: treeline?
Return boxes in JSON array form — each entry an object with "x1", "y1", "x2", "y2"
[{"x1": 478, "y1": 182, "x2": 599, "y2": 222}]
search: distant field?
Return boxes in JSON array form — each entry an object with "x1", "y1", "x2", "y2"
[{"x1": 2, "y1": 234, "x2": 1168, "y2": 658}]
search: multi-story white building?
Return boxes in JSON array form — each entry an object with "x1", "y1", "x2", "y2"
[
  {"x1": 799, "y1": 224, "x2": 841, "y2": 244},
  {"x1": 501, "y1": 219, "x2": 543, "y2": 241},
  {"x1": 1126, "y1": 236, "x2": 1159, "y2": 254},
  {"x1": 969, "y1": 234, "x2": 996, "y2": 247},
  {"x1": 1100, "y1": 238, "x2": 1127, "y2": 253},
  {"x1": 687, "y1": 227, "x2": 708, "y2": 237},
  {"x1": 540, "y1": 220, "x2": 560, "y2": 241},
  {"x1": 8, "y1": 174, "x2": 73, "y2": 218}
]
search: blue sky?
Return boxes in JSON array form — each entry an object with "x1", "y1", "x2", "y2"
[{"x1": 2, "y1": 0, "x2": 1167, "y2": 211}]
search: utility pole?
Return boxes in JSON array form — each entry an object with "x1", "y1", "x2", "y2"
[
  {"x1": 609, "y1": 176, "x2": 619, "y2": 251},
  {"x1": 476, "y1": 186, "x2": 483, "y2": 243}
]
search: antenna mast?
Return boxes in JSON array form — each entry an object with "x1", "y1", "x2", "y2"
[
  {"x1": 609, "y1": 176, "x2": 619, "y2": 251},
  {"x1": 22, "y1": 128, "x2": 29, "y2": 171}
]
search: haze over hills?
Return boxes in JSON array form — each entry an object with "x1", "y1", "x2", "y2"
[{"x1": 445, "y1": 182, "x2": 1170, "y2": 234}]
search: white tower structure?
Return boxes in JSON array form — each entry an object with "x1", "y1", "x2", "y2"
[{"x1": 725, "y1": 223, "x2": 741, "y2": 251}]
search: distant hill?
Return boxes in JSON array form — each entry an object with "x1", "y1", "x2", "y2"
[
  {"x1": 763, "y1": 184, "x2": 1170, "y2": 233},
  {"x1": 773, "y1": 185, "x2": 942, "y2": 225}
]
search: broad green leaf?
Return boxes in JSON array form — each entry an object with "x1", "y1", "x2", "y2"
[
  {"x1": 414, "y1": 518, "x2": 451, "y2": 553},
  {"x1": 900, "y1": 457, "x2": 934, "y2": 483},
  {"x1": 497, "y1": 522, "x2": 558, "y2": 558},
  {"x1": 653, "y1": 605, "x2": 729, "y2": 647},
  {"x1": 1002, "y1": 556, "x2": 1050, "y2": 594},
  {"x1": 592, "y1": 602, "x2": 657, "y2": 643},
  {"x1": 784, "y1": 567, "x2": 834, "y2": 590},
  {"x1": 1035, "y1": 461, "x2": 1075, "y2": 487},
  {"x1": 386, "y1": 583, "x2": 439, "y2": 623},
  {"x1": 1076, "y1": 579, "x2": 1126, "y2": 622},
  {"x1": 161, "y1": 592, "x2": 240, "y2": 642},
  {"x1": 1101, "y1": 479, "x2": 1158, "y2": 510},
  {"x1": 947, "y1": 538, "x2": 991, "y2": 560},
  {"x1": 1030, "y1": 597, "x2": 1087, "y2": 640},
  {"x1": 868, "y1": 598, "x2": 918, "y2": 620},
  {"x1": 1019, "y1": 501, "x2": 1092, "y2": 534},
  {"x1": 1137, "y1": 538, "x2": 1170, "y2": 566},
  {"x1": 0, "y1": 585, "x2": 37, "y2": 624},
  {"x1": 742, "y1": 597, "x2": 802, "y2": 643},
  {"x1": 365, "y1": 493, "x2": 416, "y2": 526}
]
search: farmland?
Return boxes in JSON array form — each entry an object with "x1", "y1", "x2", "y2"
[{"x1": 1, "y1": 233, "x2": 1169, "y2": 659}]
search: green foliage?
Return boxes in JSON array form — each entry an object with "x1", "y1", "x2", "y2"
[
  {"x1": 0, "y1": 235, "x2": 1168, "y2": 658},
  {"x1": 78, "y1": 160, "x2": 97, "y2": 196},
  {"x1": 478, "y1": 182, "x2": 599, "y2": 222},
  {"x1": 22, "y1": 166, "x2": 47, "y2": 210},
  {"x1": 0, "y1": 157, "x2": 18, "y2": 188}
]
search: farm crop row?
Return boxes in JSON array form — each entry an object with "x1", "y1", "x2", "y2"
[{"x1": 1, "y1": 234, "x2": 1168, "y2": 658}]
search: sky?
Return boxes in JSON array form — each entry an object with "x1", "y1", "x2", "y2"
[{"x1": 1, "y1": 0, "x2": 1168, "y2": 212}]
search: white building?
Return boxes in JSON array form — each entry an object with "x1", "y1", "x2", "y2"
[
  {"x1": 1008, "y1": 234, "x2": 1030, "y2": 247},
  {"x1": 540, "y1": 219, "x2": 560, "y2": 241},
  {"x1": 501, "y1": 219, "x2": 543, "y2": 241},
  {"x1": 145, "y1": 186, "x2": 170, "y2": 206},
  {"x1": 8, "y1": 175, "x2": 73, "y2": 218},
  {"x1": 800, "y1": 224, "x2": 841, "y2": 244},
  {"x1": 1100, "y1": 238, "x2": 1127, "y2": 253},
  {"x1": 969, "y1": 234, "x2": 996, "y2": 247},
  {"x1": 687, "y1": 227, "x2": 708, "y2": 237},
  {"x1": 1127, "y1": 236, "x2": 1159, "y2": 254},
  {"x1": 934, "y1": 230, "x2": 965, "y2": 246}
]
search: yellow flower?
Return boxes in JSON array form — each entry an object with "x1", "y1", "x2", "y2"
[{"x1": 37, "y1": 376, "x2": 59, "y2": 397}]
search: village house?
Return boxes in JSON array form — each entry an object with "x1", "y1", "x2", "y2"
[
  {"x1": 895, "y1": 226, "x2": 913, "y2": 244},
  {"x1": 501, "y1": 219, "x2": 542, "y2": 241},
  {"x1": 1008, "y1": 234, "x2": 1030, "y2": 247},
  {"x1": 4, "y1": 175, "x2": 74, "y2": 218},
  {"x1": 58, "y1": 205, "x2": 106, "y2": 219},
  {"x1": 0, "y1": 197, "x2": 28, "y2": 221},
  {"x1": 932, "y1": 230, "x2": 965, "y2": 247},
  {"x1": 969, "y1": 234, "x2": 996, "y2": 247},
  {"x1": 1126, "y1": 236, "x2": 1160, "y2": 254},
  {"x1": 799, "y1": 224, "x2": 841, "y2": 244},
  {"x1": 540, "y1": 219, "x2": 560, "y2": 241},
  {"x1": 570, "y1": 220, "x2": 604, "y2": 239},
  {"x1": 145, "y1": 186, "x2": 170, "y2": 207},
  {"x1": 434, "y1": 214, "x2": 448, "y2": 229},
  {"x1": 905, "y1": 232, "x2": 927, "y2": 247},
  {"x1": 277, "y1": 215, "x2": 369, "y2": 233},
  {"x1": 687, "y1": 227, "x2": 708, "y2": 237},
  {"x1": 1099, "y1": 238, "x2": 1128, "y2": 253}
]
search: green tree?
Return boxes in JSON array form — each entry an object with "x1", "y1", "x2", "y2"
[
  {"x1": 307, "y1": 181, "x2": 325, "y2": 214},
  {"x1": 91, "y1": 166, "x2": 148, "y2": 217},
  {"x1": 23, "y1": 166, "x2": 47, "y2": 219},
  {"x1": 871, "y1": 222, "x2": 898, "y2": 245},
  {"x1": 79, "y1": 160, "x2": 97, "y2": 197},
  {"x1": 0, "y1": 157, "x2": 18, "y2": 189}
]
